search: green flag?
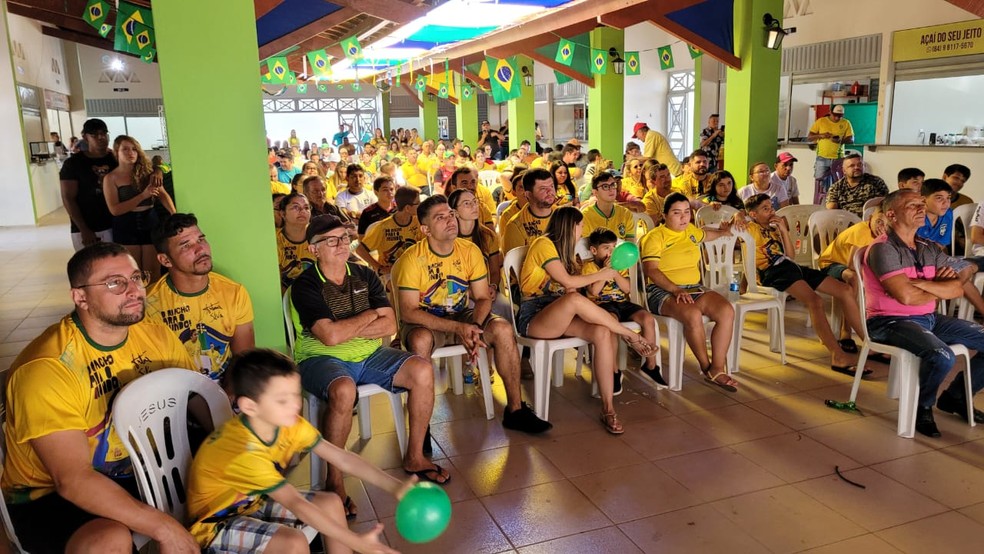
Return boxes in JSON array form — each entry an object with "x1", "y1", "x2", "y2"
[
  {"x1": 340, "y1": 36, "x2": 363, "y2": 60},
  {"x1": 98, "y1": 23, "x2": 111, "y2": 38},
  {"x1": 285, "y1": 73, "x2": 297, "y2": 85},
  {"x1": 415, "y1": 74, "x2": 426, "y2": 91},
  {"x1": 688, "y1": 44, "x2": 703, "y2": 59},
  {"x1": 317, "y1": 83, "x2": 328, "y2": 92},
  {"x1": 297, "y1": 83, "x2": 308, "y2": 93},
  {"x1": 266, "y1": 57, "x2": 291, "y2": 83},
  {"x1": 437, "y1": 82, "x2": 449, "y2": 99},
  {"x1": 658, "y1": 45, "x2": 675, "y2": 70},
  {"x1": 82, "y1": 0, "x2": 109, "y2": 30},
  {"x1": 352, "y1": 82, "x2": 362, "y2": 92},
  {"x1": 307, "y1": 49, "x2": 332, "y2": 77},
  {"x1": 555, "y1": 39, "x2": 574, "y2": 66},
  {"x1": 115, "y1": 2, "x2": 153, "y2": 55},
  {"x1": 590, "y1": 48, "x2": 607, "y2": 75},
  {"x1": 141, "y1": 49, "x2": 155, "y2": 64},
  {"x1": 461, "y1": 84, "x2": 474, "y2": 100},
  {"x1": 625, "y1": 51, "x2": 640, "y2": 75},
  {"x1": 554, "y1": 70, "x2": 573, "y2": 85},
  {"x1": 486, "y1": 56, "x2": 521, "y2": 103}
]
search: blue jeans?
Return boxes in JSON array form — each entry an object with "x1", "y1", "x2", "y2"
[{"x1": 867, "y1": 313, "x2": 984, "y2": 409}]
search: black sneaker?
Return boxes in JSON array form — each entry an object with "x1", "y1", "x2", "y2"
[
  {"x1": 915, "y1": 407, "x2": 942, "y2": 438},
  {"x1": 936, "y1": 391, "x2": 984, "y2": 424},
  {"x1": 503, "y1": 402, "x2": 553, "y2": 434},
  {"x1": 640, "y1": 362, "x2": 668, "y2": 389},
  {"x1": 612, "y1": 370, "x2": 624, "y2": 396}
]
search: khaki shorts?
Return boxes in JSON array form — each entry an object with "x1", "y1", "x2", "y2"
[{"x1": 400, "y1": 308, "x2": 499, "y2": 349}]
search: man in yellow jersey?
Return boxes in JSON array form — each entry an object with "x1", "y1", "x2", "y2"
[
  {"x1": 147, "y1": 213, "x2": 255, "y2": 384},
  {"x1": 807, "y1": 104, "x2": 854, "y2": 194},
  {"x1": 500, "y1": 168, "x2": 557, "y2": 256},
  {"x1": 354, "y1": 186, "x2": 423, "y2": 274},
  {"x1": 630, "y1": 121, "x2": 682, "y2": 176},
  {"x1": 289, "y1": 215, "x2": 447, "y2": 504},
  {"x1": 672, "y1": 150, "x2": 713, "y2": 200},
  {"x1": 2, "y1": 243, "x2": 199, "y2": 554},
  {"x1": 582, "y1": 172, "x2": 636, "y2": 240},
  {"x1": 392, "y1": 196, "x2": 552, "y2": 433}
]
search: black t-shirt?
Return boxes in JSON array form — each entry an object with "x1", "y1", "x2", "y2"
[
  {"x1": 59, "y1": 152, "x2": 118, "y2": 232},
  {"x1": 479, "y1": 130, "x2": 501, "y2": 159},
  {"x1": 291, "y1": 262, "x2": 390, "y2": 330},
  {"x1": 357, "y1": 203, "x2": 396, "y2": 235}
]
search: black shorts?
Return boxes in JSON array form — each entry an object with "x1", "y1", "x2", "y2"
[
  {"x1": 6, "y1": 476, "x2": 140, "y2": 554},
  {"x1": 112, "y1": 209, "x2": 159, "y2": 245},
  {"x1": 760, "y1": 259, "x2": 828, "y2": 291},
  {"x1": 597, "y1": 301, "x2": 646, "y2": 321}
]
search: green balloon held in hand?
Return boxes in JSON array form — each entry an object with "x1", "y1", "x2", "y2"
[
  {"x1": 395, "y1": 482, "x2": 452, "y2": 543},
  {"x1": 610, "y1": 241, "x2": 640, "y2": 271}
]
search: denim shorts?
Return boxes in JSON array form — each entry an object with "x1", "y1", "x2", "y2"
[
  {"x1": 646, "y1": 283, "x2": 704, "y2": 314},
  {"x1": 516, "y1": 295, "x2": 558, "y2": 336},
  {"x1": 298, "y1": 347, "x2": 418, "y2": 400}
]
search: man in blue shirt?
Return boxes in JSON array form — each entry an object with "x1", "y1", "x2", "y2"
[{"x1": 276, "y1": 151, "x2": 301, "y2": 184}]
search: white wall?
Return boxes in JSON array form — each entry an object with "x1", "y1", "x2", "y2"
[
  {"x1": 6, "y1": 14, "x2": 70, "y2": 94},
  {"x1": 0, "y1": 10, "x2": 40, "y2": 226},
  {"x1": 625, "y1": 23, "x2": 693, "y2": 138},
  {"x1": 76, "y1": 44, "x2": 162, "y2": 100},
  {"x1": 891, "y1": 75, "x2": 984, "y2": 144},
  {"x1": 781, "y1": 0, "x2": 974, "y2": 46}
]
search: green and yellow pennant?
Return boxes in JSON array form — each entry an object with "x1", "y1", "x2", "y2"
[
  {"x1": 555, "y1": 39, "x2": 574, "y2": 66},
  {"x1": 658, "y1": 45, "x2": 675, "y2": 70},
  {"x1": 590, "y1": 48, "x2": 607, "y2": 75},
  {"x1": 688, "y1": 44, "x2": 703, "y2": 59},
  {"x1": 486, "y1": 56, "x2": 521, "y2": 103},
  {"x1": 307, "y1": 49, "x2": 332, "y2": 78},
  {"x1": 266, "y1": 56, "x2": 291, "y2": 84},
  {"x1": 114, "y1": 2, "x2": 154, "y2": 56},
  {"x1": 415, "y1": 74, "x2": 427, "y2": 91},
  {"x1": 83, "y1": 0, "x2": 109, "y2": 30},
  {"x1": 340, "y1": 36, "x2": 363, "y2": 60},
  {"x1": 625, "y1": 51, "x2": 640, "y2": 75}
]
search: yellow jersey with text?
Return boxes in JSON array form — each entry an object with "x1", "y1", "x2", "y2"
[
  {"x1": 276, "y1": 229, "x2": 316, "y2": 289},
  {"x1": 747, "y1": 221, "x2": 790, "y2": 271},
  {"x1": 361, "y1": 215, "x2": 423, "y2": 266},
  {"x1": 640, "y1": 224, "x2": 705, "y2": 285},
  {"x1": 581, "y1": 204, "x2": 635, "y2": 240},
  {"x1": 392, "y1": 239, "x2": 488, "y2": 316},
  {"x1": 520, "y1": 236, "x2": 568, "y2": 299},
  {"x1": 145, "y1": 273, "x2": 254, "y2": 381},
  {"x1": 2, "y1": 313, "x2": 194, "y2": 504},
  {"x1": 501, "y1": 205, "x2": 554, "y2": 256},
  {"x1": 187, "y1": 415, "x2": 321, "y2": 547}
]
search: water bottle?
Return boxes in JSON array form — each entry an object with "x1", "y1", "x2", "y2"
[
  {"x1": 728, "y1": 272, "x2": 740, "y2": 302},
  {"x1": 463, "y1": 369, "x2": 475, "y2": 385}
]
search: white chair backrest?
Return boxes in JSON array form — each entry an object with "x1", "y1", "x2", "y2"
[
  {"x1": 502, "y1": 246, "x2": 529, "y2": 334},
  {"x1": 496, "y1": 201, "x2": 512, "y2": 218},
  {"x1": 632, "y1": 212, "x2": 656, "y2": 238},
  {"x1": 852, "y1": 247, "x2": 872, "y2": 342},
  {"x1": 701, "y1": 233, "x2": 740, "y2": 289},
  {"x1": 574, "y1": 237, "x2": 593, "y2": 264},
  {"x1": 113, "y1": 369, "x2": 234, "y2": 525},
  {"x1": 478, "y1": 170, "x2": 500, "y2": 190},
  {"x1": 734, "y1": 230, "x2": 766, "y2": 293},
  {"x1": 695, "y1": 205, "x2": 739, "y2": 228},
  {"x1": 776, "y1": 204, "x2": 824, "y2": 266},
  {"x1": 809, "y1": 209, "x2": 861, "y2": 266},
  {"x1": 282, "y1": 289, "x2": 296, "y2": 352},
  {"x1": 952, "y1": 202, "x2": 978, "y2": 256}
]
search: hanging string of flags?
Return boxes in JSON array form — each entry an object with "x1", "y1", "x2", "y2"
[
  {"x1": 550, "y1": 33, "x2": 704, "y2": 75},
  {"x1": 82, "y1": 0, "x2": 156, "y2": 63}
]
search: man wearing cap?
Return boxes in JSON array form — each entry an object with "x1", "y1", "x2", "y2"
[
  {"x1": 477, "y1": 120, "x2": 503, "y2": 160},
  {"x1": 807, "y1": 105, "x2": 854, "y2": 188},
  {"x1": 276, "y1": 151, "x2": 301, "y2": 184},
  {"x1": 59, "y1": 119, "x2": 117, "y2": 251},
  {"x1": 771, "y1": 152, "x2": 801, "y2": 205},
  {"x1": 630, "y1": 122, "x2": 682, "y2": 177},
  {"x1": 289, "y1": 214, "x2": 448, "y2": 501}
]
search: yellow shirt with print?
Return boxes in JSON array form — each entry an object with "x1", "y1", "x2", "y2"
[
  {"x1": 643, "y1": 130, "x2": 683, "y2": 176},
  {"x1": 582, "y1": 260, "x2": 629, "y2": 303},
  {"x1": 529, "y1": 157, "x2": 549, "y2": 170},
  {"x1": 501, "y1": 204, "x2": 554, "y2": 256},
  {"x1": 746, "y1": 221, "x2": 790, "y2": 271},
  {"x1": 145, "y1": 272, "x2": 254, "y2": 382},
  {"x1": 499, "y1": 200, "x2": 521, "y2": 229},
  {"x1": 639, "y1": 223, "x2": 705, "y2": 285},
  {"x1": 642, "y1": 189, "x2": 667, "y2": 223},
  {"x1": 187, "y1": 415, "x2": 321, "y2": 547},
  {"x1": 361, "y1": 214, "x2": 423, "y2": 266},
  {"x1": 622, "y1": 176, "x2": 645, "y2": 199},
  {"x1": 672, "y1": 172, "x2": 712, "y2": 199},
  {"x1": 808, "y1": 116, "x2": 855, "y2": 159},
  {"x1": 2, "y1": 314, "x2": 195, "y2": 504},
  {"x1": 520, "y1": 235, "x2": 567, "y2": 299},
  {"x1": 392, "y1": 239, "x2": 488, "y2": 316},
  {"x1": 818, "y1": 220, "x2": 876, "y2": 269},
  {"x1": 581, "y1": 204, "x2": 636, "y2": 240},
  {"x1": 270, "y1": 180, "x2": 290, "y2": 195},
  {"x1": 276, "y1": 229, "x2": 316, "y2": 289}
]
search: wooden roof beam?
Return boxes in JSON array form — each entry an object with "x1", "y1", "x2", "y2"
[
  {"x1": 42, "y1": 26, "x2": 142, "y2": 60},
  {"x1": 331, "y1": 0, "x2": 427, "y2": 24},
  {"x1": 526, "y1": 51, "x2": 593, "y2": 87},
  {"x1": 254, "y1": 0, "x2": 285, "y2": 19},
  {"x1": 7, "y1": 3, "x2": 103, "y2": 36},
  {"x1": 400, "y1": 82, "x2": 424, "y2": 107}
]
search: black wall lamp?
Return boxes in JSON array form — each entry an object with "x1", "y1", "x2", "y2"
[
  {"x1": 609, "y1": 47, "x2": 625, "y2": 75},
  {"x1": 521, "y1": 65, "x2": 533, "y2": 86},
  {"x1": 763, "y1": 13, "x2": 796, "y2": 50}
]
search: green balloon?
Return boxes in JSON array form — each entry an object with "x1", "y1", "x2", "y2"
[
  {"x1": 395, "y1": 482, "x2": 452, "y2": 543},
  {"x1": 610, "y1": 241, "x2": 640, "y2": 271}
]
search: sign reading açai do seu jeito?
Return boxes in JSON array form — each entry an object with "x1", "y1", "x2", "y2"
[{"x1": 893, "y1": 19, "x2": 984, "y2": 62}]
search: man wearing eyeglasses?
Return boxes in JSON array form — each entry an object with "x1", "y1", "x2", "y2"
[
  {"x1": 3, "y1": 242, "x2": 200, "y2": 553},
  {"x1": 392, "y1": 196, "x2": 552, "y2": 434},
  {"x1": 145, "y1": 213, "x2": 255, "y2": 384},
  {"x1": 354, "y1": 186, "x2": 423, "y2": 274},
  {"x1": 289, "y1": 215, "x2": 446, "y2": 507},
  {"x1": 582, "y1": 173, "x2": 636, "y2": 240}
]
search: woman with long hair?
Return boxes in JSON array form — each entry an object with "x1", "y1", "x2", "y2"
[
  {"x1": 370, "y1": 127, "x2": 386, "y2": 148},
  {"x1": 448, "y1": 189, "x2": 502, "y2": 295},
  {"x1": 550, "y1": 161, "x2": 578, "y2": 207},
  {"x1": 275, "y1": 190, "x2": 316, "y2": 291},
  {"x1": 102, "y1": 135, "x2": 175, "y2": 279},
  {"x1": 621, "y1": 159, "x2": 645, "y2": 199},
  {"x1": 700, "y1": 170, "x2": 745, "y2": 211},
  {"x1": 517, "y1": 207, "x2": 656, "y2": 434}
]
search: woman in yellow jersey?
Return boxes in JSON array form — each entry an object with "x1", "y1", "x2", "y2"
[
  {"x1": 621, "y1": 159, "x2": 646, "y2": 199},
  {"x1": 551, "y1": 161, "x2": 578, "y2": 208},
  {"x1": 275, "y1": 190, "x2": 316, "y2": 292},
  {"x1": 449, "y1": 189, "x2": 503, "y2": 296},
  {"x1": 518, "y1": 207, "x2": 656, "y2": 435},
  {"x1": 640, "y1": 192, "x2": 740, "y2": 392}
]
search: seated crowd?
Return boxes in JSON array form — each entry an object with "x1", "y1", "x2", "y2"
[{"x1": 4, "y1": 121, "x2": 983, "y2": 552}]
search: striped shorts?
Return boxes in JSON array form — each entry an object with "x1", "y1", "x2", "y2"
[{"x1": 206, "y1": 491, "x2": 319, "y2": 553}]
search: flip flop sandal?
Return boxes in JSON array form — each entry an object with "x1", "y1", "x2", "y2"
[
  {"x1": 600, "y1": 411, "x2": 624, "y2": 434},
  {"x1": 343, "y1": 495, "x2": 357, "y2": 521},
  {"x1": 838, "y1": 339, "x2": 859, "y2": 353},
  {"x1": 405, "y1": 463, "x2": 451, "y2": 485},
  {"x1": 831, "y1": 364, "x2": 872, "y2": 378},
  {"x1": 702, "y1": 368, "x2": 738, "y2": 393}
]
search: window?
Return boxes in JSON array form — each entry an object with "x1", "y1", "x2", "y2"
[{"x1": 667, "y1": 71, "x2": 695, "y2": 160}]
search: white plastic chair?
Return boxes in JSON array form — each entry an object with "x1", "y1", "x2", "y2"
[
  {"x1": 478, "y1": 170, "x2": 501, "y2": 191},
  {"x1": 850, "y1": 248, "x2": 976, "y2": 438},
  {"x1": 631, "y1": 212, "x2": 656, "y2": 238},
  {"x1": 503, "y1": 247, "x2": 590, "y2": 420},
  {"x1": 695, "y1": 205, "x2": 739, "y2": 228},
  {"x1": 702, "y1": 233, "x2": 786, "y2": 373},
  {"x1": 809, "y1": 209, "x2": 861, "y2": 269},
  {"x1": 861, "y1": 196, "x2": 883, "y2": 222},
  {"x1": 952, "y1": 203, "x2": 978, "y2": 257},
  {"x1": 734, "y1": 231, "x2": 792, "y2": 361},
  {"x1": 283, "y1": 291, "x2": 407, "y2": 490},
  {"x1": 112, "y1": 368, "x2": 234, "y2": 526},
  {"x1": 776, "y1": 204, "x2": 824, "y2": 267}
]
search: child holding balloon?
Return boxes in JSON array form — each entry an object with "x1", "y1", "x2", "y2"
[
  {"x1": 517, "y1": 207, "x2": 656, "y2": 435},
  {"x1": 583, "y1": 228, "x2": 661, "y2": 387},
  {"x1": 186, "y1": 349, "x2": 416, "y2": 554}
]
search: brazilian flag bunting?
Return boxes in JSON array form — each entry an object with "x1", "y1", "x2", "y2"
[
  {"x1": 98, "y1": 23, "x2": 112, "y2": 38},
  {"x1": 115, "y1": 2, "x2": 154, "y2": 55},
  {"x1": 555, "y1": 39, "x2": 574, "y2": 66},
  {"x1": 688, "y1": 44, "x2": 703, "y2": 59},
  {"x1": 554, "y1": 70, "x2": 573, "y2": 85},
  {"x1": 590, "y1": 48, "x2": 607, "y2": 75},
  {"x1": 266, "y1": 57, "x2": 291, "y2": 83},
  {"x1": 625, "y1": 51, "x2": 640, "y2": 75},
  {"x1": 141, "y1": 49, "x2": 155, "y2": 64},
  {"x1": 307, "y1": 49, "x2": 332, "y2": 77},
  {"x1": 297, "y1": 83, "x2": 308, "y2": 93},
  {"x1": 658, "y1": 45, "x2": 675, "y2": 70},
  {"x1": 486, "y1": 56, "x2": 521, "y2": 103},
  {"x1": 83, "y1": 0, "x2": 109, "y2": 30},
  {"x1": 340, "y1": 36, "x2": 363, "y2": 60},
  {"x1": 318, "y1": 83, "x2": 328, "y2": 92},
  {"x1": 415, "y1": 75, "x2": 426, "y2": 91},
  {"x1": 437, "y1": 83, "x2": 449, "y2": 99}
]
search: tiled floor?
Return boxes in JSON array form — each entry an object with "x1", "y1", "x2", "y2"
[{"x1": 3, "y1": 212, "x2": 984, "y2": 553}]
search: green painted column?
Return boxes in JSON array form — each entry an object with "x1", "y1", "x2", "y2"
[
  {"x1": 588, "y1": 28, "x2": 624, "y2": 162},
  {"x1": 454, "y1": 73, "x2": 479, "y2": 150},
  {"x1": 419, "y1": 90, "x2": 438, "y2": 142},
  {"x1": 693, "y1": 56, "x2": 703, "y2": 151},
  {"x1": 507, "y1": 55, "x2": 535, "y2": 152},
  {"x1": 154, "y1": 1, "x2": 285, "y2": 351},
  {"x1": 380, "y1": 91, "x2": 391, "y2": 137},
  {"x1": 724, "y1": 0, "x2": 783, "y2": 179}
]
